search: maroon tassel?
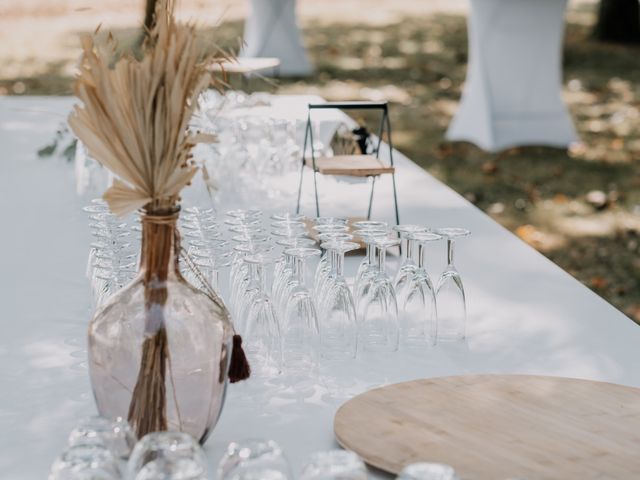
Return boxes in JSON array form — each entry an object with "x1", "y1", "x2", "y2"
[{"x1": 228, "y1": 334, "x2": 251, "y2": 383}]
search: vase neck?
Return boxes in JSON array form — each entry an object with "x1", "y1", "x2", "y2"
[{"x1": 140, "y1": 210, "x2": 181, "y2": 282}]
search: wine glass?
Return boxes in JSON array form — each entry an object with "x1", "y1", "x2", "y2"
[
  {"x1": 319, "y1": 241, "x2": 360, "y2": 359},
  {"x1": 352, "y1": 229, "x2": 388, "y2": 311},
  {"x1": 243, "y1": 253, "x2": 282, "y2": 374},
  {"x1": 127, "y1": 432, "x2": 207, "y2": 480},
  {"x1": 352, "y1": 221, "x2": 388, "y2": 289},
  {"x1": 49, "y1": 444, "x2": 121, "y2": 480},
  {"x1": 229, "y1": 240, "x2": 272, "y2": 321},
  {"x1": 218, "y1": 439, "x2": 292, "y2": 480},
  {"x1": 435, "y1": 228, "x2": 470, "y2": 342},
  {"x1": 281, "y1": 247, "x2": 322, "y2": 374},
  {"x1": 299, "y1": 450, "x2": 367, "y2": 480},
  {"x1": 393, "y1": 225, "x2": 428, "y2": 305},
  {"x1": 399, "y1": 231, "x2": 442, "y2": 348},
  {"x1": 314, "y1": 232, "x2": 353, "y2": 303},
  {"x1": 271, "y1": 231, "x2": 313, "y2": 317},
  {"x1": 67, "y1": 416, "x2": 136, "y2": 460},
  {"x1": 360, "y1": 237, "x2": 401, "y2": 352}
]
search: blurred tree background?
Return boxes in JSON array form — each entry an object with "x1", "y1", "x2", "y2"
[
  {"x1": 594, "y1": 0, "x2": 640, "y2": 42},
  {"x1": 0, "y1": 0, "x2": 638, "y2": 322}
]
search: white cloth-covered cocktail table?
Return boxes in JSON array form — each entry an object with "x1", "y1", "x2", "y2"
[
  {"x1": 446, "y1": 0, "x2": 579, "y2": 152},
  {"x1": 241, "y1": 0, "x2": 312, "y2": 76}
]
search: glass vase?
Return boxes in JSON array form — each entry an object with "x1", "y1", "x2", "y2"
[{"x1": 88, "y1": 208, "x2": 234, "y2": 443}]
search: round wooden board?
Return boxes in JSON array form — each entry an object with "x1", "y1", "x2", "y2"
[{"x1": 334, "y1": 375, "x2": 640, "y2": 479}]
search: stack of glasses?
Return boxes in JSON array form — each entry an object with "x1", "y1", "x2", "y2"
[
  {"x1": 84, "y1": 200, "x2": 140, "y2": 307},
  {"x1": 50, "y1": 416, "x2": 459, "y2": 480},
  {"x1": 84, "y1": 204, "x2": 471, "y2": 377},
  {"x1": 193, "y1": 91, "x2": 303, "y2": 204}
]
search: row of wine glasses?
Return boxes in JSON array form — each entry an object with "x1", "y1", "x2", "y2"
[
  {"x1": 84, "y1": 204, "x2": 471, "y2": 375},
  {"x1": 393, "y1": 225, "x2": 471, "y2": 345},
  {"x1": 175, "y1": 210, "x2": 471, "y2": 376},
  {"x1": 51, "y1": 417, "x2": 458, "y2": 480}
]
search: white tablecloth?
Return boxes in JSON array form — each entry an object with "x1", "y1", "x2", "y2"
[{"x1": 1, "y1": 96, "x2": 638, "y2": 479}]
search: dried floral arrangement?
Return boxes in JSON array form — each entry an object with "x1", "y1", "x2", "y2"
[
  {"x1": 68, "y1": 0, "x2": 248, "y2": 440},
  {"x1": 68, "y1": 0, "x2": 228, "y2": 216}
]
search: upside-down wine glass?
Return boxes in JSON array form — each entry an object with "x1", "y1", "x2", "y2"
[
  {"x1": 281, "y1": 247, "x2": 322, "y2": 374},
  {"x1": 127, "y1": 432, "x2": 207, "y2": 480},
  {"x1": 312, "y1": 223, "x2": 349, "y2": 296},
  {"x1": 393, "y1": 225, "x2": 428, "y2": 304},
  {"x1": 400, "y1": 231, "x2": 442, "y2": 347},
  {"x1": 352, "y1": 228, "x2": 388, "y2": 312},
  {"x1": 299, "y1": 450, "x2": 367, "y2": 480},
  {"x1": 314, "y1": 232, "x2": 353, "y2": 305},
  {"x1": 319, "y1": 241, "x2": 360, "y2": 359},
  {"x1": 67, "y1": 416, "x2": 136, "y2": 460},
  {"x1": 49, "y1": 444, "x2": 121, "y2": 480},
  {"x1": 272, "y1": 240, "x2": 309, "y2": 316},
  {"x1": 352, "y1": 220, "x2": 388, "y2": 289},
  {"x1": 360, "y1": 237, "x2": 400, "y2": 352},
  {"x1": 242, "y1": 252, "x2": 282, "y2": 375},
  {"x1": 435, "y1": 228, "x2": 471, "y2": 342},
  {"x1": 217, "y1": 439, "x2": 292, "y2": 480}
]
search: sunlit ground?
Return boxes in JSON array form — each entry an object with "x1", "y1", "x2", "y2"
[{"x1": 1, "y1": 0, "x2": 639, "y2": 323}]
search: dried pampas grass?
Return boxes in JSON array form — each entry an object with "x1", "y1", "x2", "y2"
[{"x1": 68, "y1": 0, "x2": 228, "y2": 216}]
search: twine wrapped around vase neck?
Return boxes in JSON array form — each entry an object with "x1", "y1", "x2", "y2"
[
  {"x1": 141, "y1": 209, "x2": 181, "y2": 224},
  {"x1": 139, "y1": 208, "x2": 182, "y2": 275}
]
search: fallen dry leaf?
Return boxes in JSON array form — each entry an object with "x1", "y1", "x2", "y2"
[{"x1": 590, "y1": 276, "x2": 608, "y2": 290}]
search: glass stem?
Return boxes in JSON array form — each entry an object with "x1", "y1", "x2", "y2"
[
  {"x1": 295, "y1": 256, "x2": 306, "y2": 287},
  {"x1": 447, "y1": 238, "x2": 455, "y2": 266},
  {"x1": 418, "y1": 242, "x2": 426, "y2": 269},
  {"x1": 377, "y1": 246, "x2": 386, "y2": 273},
  {"x1": 406, "y1": 238, "x2": 414, "y2": 264},
  {"x1": 328, "y1": 249, "x2": 337, "y2": 278},
  {"x1": 367, "y1": 241, "x2": 376, "y2": 266},
  {"x1": 335, "y1": 251, "x2": 344, "y2": 279},
  {"x1": 256, "y1": 263, "x2": 266, "y2": 293}
]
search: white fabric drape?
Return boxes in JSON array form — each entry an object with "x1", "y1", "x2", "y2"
[
  {"x1": 241, "y1": 0, "x2": 313, "y2": 76},
  {"x1": 446, "y1": 0, "x2": 579, "y2": 152}
]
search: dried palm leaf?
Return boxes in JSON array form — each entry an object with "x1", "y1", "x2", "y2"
[{"x1": 68, "y1": 0, "x2": 231, "y2": 215}]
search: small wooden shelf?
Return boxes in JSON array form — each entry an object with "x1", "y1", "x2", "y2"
[{"x1": 305, "y1": 155, "x2": 395, "y2": 177}]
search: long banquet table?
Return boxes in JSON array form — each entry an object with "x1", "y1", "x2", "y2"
[{"x1": 1, "y1": 96, "x2": 639, "y2": 479}]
